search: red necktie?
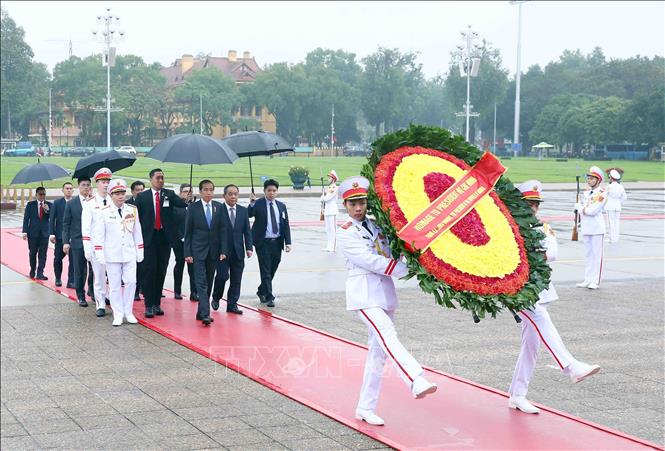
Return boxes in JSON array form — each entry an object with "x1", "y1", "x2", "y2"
[
  {"x1": 38, "y1": 202, "x2": 43, "y2": 220},
  {"x1": 154, "y1": 191, "x2": 162, "y2": 230}
]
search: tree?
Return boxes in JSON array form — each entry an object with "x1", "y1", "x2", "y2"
[
  {"x1": 175, "y1": 67, "x2": 240, "y2": 135},
  {"x1": 1, "y1": 8, "x2": 50, "y2": 140},
  {"x1": 360, "y1": 47, "x2": 425, "y2": 136},
  {"x1": 616, "y1": 85, "x2": 665, "y2": 146},
  {"x1": 52, "y1": 55, "x2": 106, "y2": 146},
  {"x1": 244, "y1": 62, "x2": 310, "y2": 142},
  {"x1": 114, "y1": 55, "x2": 165, "y2": 145},
  {"x1": 303, "y1": 48, "x2": 362, "y2": 144}
]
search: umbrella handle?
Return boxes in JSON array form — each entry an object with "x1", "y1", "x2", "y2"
[{"x1": 248, "y1": 155, "x2": 255, "y2": 194}]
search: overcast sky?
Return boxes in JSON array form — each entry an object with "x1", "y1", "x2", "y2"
[{"x1": 3, "y1": 1, "x2": 663, "y2": 78}]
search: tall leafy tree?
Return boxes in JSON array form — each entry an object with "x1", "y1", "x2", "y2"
[
  {"x1": 175, "y1": 67, "x2": 240, "y2": 135},
  {"x1": 52, "y1": 55, "x2": 106, "y2": 146},
  {"x1": 1, "y1": 8, "x2": 50, "y2": 140},
  {"x1": 360, "y1": 47, "x2": 424, "y2": 136}
]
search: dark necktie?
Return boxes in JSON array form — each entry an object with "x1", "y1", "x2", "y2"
[
  {"x1": 118, "y1": 208, "x2": 123, "y2": 218},
  {"x1": 103, "y1": 198, "x2": 107, "y2": 206},
  {"x1": 362, "y1": 220, "x2": 372, "y2": 234},
  {"x1": 229, "y1": 207, "x2": 236, "y2": 227},
  {"x1": 269, "y1": 202, "x2": 278, "y2": 234}
]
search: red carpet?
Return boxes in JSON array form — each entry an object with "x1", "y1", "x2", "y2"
[{"x1": 1, "y1": 227, "x2": 661, "y2": 450}]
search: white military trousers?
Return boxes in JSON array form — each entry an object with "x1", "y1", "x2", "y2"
[
  {"x1": 106, "y1": 261, "x2": 136, "y2": 320},
  {"x1": 89, "y1": 255, "x2": 107, "y2": 310},
  {"x1": 509, "y1": 303, "x2": 577, "y2": 397},
  {"x1": 324, "y1": 215, "x2": 337, "y2": 251},
  {"x1": 606, "y1": 210, "x2": 621, "y2": 243},
  {"x1": 356, "y1": 307, "x2": 424, "y2": 411},
  {"x1": 583, "y1": 234, "x2": 604, "y2": 286}
]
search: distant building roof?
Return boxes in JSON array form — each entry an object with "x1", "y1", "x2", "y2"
[{"x1": 161, "y1": 50, "x2": 261, "y2": 87}]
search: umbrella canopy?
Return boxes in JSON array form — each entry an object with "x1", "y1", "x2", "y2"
[
  {"x1": 220, "y1": 131, "x2": 293, "y2": 157},
  {"x1": 146, "y1": 133, "x2": 238, "y2": 165},
  {"x1": 146, "y1": 133, "x2": 239, "y2": 185},
  {"x1": 72, "y1": 149, "x2": 137, "y2": 179},
  {"x1": 220, "y1": 131, "x2": 294, "y2": 192},
  {"x1": 11, "y1": 161, "x2": 70, "y2": 185},
  {"x1": 532, "y1": 142, "x2": 554, "y2": 148}
]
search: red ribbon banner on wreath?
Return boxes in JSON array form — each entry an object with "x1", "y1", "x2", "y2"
[{"x1": 397, "y1": 152, "x2": 506, "y2": 251}]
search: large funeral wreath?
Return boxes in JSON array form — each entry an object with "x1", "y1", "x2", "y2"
[{"x1": 360, "y1": 125, "x2": 551, "y2": 320}]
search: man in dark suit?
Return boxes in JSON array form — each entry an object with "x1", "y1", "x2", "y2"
[
  {"x1": 135, "y1": 168, "x2": 187, "y2": 318},
  {"x1": 63, "y1": 177, "x2": 94, "y2": 306},
  {"x1": 173, "y1": 183, "x2": 197, "y2": 301},
  {"x1": 212, "y1": 184, "x2": 253, "y2": 314},
  {"x1": 248, "y1": 179, "x2": 292, "y2": 308},
  {"x1": 22, "y1": 187, "x2": 52, "y2": 280},
  {"x1": 184, "y1": 179, "x2": 228, "y2": 325},
  {"x1": 126, "y1": 180, "x2": 145, "y2": 301},
  {"x1": 49, "y1": 182, "x2": 75, "y2": 287}
]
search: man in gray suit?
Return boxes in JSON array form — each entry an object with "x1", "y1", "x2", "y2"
[
  {"x1": 63, "y1": 177, "x2": 94, "y2": 306},
  {"x1": 184, "y1": 180, "x2": 228, "y2": 326}
]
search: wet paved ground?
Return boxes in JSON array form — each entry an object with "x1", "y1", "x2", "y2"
[{"x1": 2, "y1": 189, "x2": 663, "y2": 449}]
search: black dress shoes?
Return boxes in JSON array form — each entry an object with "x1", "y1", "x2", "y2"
[
  {"x1": 66, "y1": 281, "x2": 75, "y2": 289},
  {"x1": 55, "y1": 279, "x2": 62, "y2": 287},
  {"x1": 266, "y1": 299, "x2": 275, "y2": 307},
  {"x1": 174, "y1": 292, "x2": 183, "y2": 300},
  {"x1": 211, "y1": 299, "x2": 220, "y2": 311},
  {"x1": 78, "y1": 297, "x2": 88, "y2": 307},
  {"x1": 145, "y1": 307, "x2": 154, "y2": 318},
  {"x1": 195, "y1": 314, "x2": 214, "y2": 322},
  {"x1": 105, "y1": 298, "x2": 111, "y2": 306},
  {"x1": 29, "y1": 270, "x2": 35, "y2": 279},
  {"x1": 153, "y1": 306, "x2": 164, "y2": 316},
  {"x1": 190, "y1": 294, "x2": 198, "y2": 302},
  {"x1": 201, "y1": 316, "x2": 212, "y2": 326},
  {"x1": 36, "y1": 274, "x2": 48, "y2": 281},
  {"x1": 227, "y1": 307, "x2": 243, "y2": 315},
  {"x1": 96, "y1": 308, "x2": 105, "y2": 317},
  {"x1": 258, "y1": 293, "x2": 267, "y2": 303}
]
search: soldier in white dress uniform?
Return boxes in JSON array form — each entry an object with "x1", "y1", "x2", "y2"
[
  {"x1": 337, "y1": 176, "x2": 437, "y2": 427},
  {"x1": 92, "y1": 179, "x2": 144, "y2": 326},
  {"x1": 604, "y1": 169, "x2": 627, "y2": 244},
  {"x1": 82, "y1": 168, "x2": 113, "y2": 317},
  {"x1": 508, "y1": 180, "x2": 601, "y2": 414},
  {"x1": 575, "y1": 166, "x2": 608, "y2": 290},
  {"x1": 321, "y1": 170, "x2": 339, "y2": 252}
]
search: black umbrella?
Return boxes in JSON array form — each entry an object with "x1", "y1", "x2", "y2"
[
  {"x1": 72, "y1": 149, "x2": 137, "y2": 179},
  {"x1": 146, "y1": 133, "x2": 239, "y2": 185},
  {"x1": 11, "y1": 160, "x2": 70, "y2": 186},
  {"x1": 220, "y1": 131, "x2": 294, "y2": 193}
]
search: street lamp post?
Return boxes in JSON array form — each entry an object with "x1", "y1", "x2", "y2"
[
  {"x1": 455, "y1": 25, "x2": 480, "y2": 143},
  {"x1": 92, "y1": 8, "x2": 124, "y2": 151},
  {"x1": 510, "y1": 1, "x2": 527, "y2": 156}
]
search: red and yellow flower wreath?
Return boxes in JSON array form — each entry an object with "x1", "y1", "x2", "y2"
[{"x1": 361, "y1": 125, "x2": 551, "y2": 319}]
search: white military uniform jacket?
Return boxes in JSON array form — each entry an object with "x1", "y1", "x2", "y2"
[
  {"x1": 537, "y1": 223, "x2": 558, "y2": 305},
  {"x1": 604, "y1": 182, "x2": 627, "y2": 212},
  {"x1": 337, "y1": 216, "x2": 408, "y2": 311},
  {"x1": 321, "y1": 184, "x2": 339, "y2": 216},
  {"x1": 82, "y1": 193, "x2": 110, "y2": 256},
  {"x1": 92, "y1": 203, "x2": 144, "y2": 263},
  {"x1": 579, "y1": 186, "x2": 607, "y2": 235}
]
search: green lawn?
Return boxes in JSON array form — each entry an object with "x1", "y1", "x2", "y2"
[{"x1": 1, "y1": 155, "x2": 663, "y2": 189}]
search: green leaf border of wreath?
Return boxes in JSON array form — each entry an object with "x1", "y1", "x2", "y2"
[{"x1": 360, "y1": 124, "x2": 551, "y2": 321}]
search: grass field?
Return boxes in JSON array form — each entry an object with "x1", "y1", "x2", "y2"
[{"x1": 1, "y1": 155, "x2": 663, "y2": 189}]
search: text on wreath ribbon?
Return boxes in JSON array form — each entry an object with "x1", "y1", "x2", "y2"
[{"x1": 397, "y1": 152, "x2": 506, "y2": 251}]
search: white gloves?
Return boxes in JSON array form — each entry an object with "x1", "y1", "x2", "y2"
[{"x1": 574, "y1": 202, "x2": 583, "y2": 213}]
